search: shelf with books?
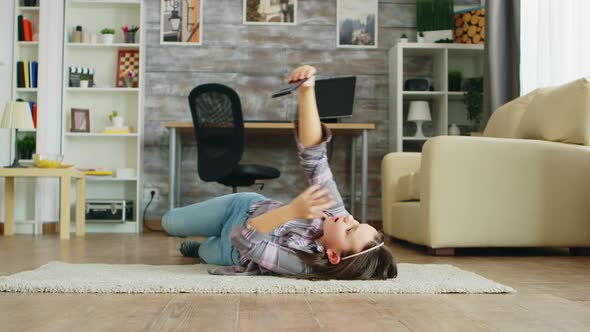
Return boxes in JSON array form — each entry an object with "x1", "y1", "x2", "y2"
[
  {"x1": 12, "y1": 0, "x2": 40, "y2": 171},
  {"x1": 86, "y1": 177, "x2": 138, "y2": 182},
  {"x1": 67, "y1": 43, "x2": 140, "y2": 48},
  {"x1": 64, "y1": 133, "x2": 139, "y2": 138},
  {"x1": 17, "y1": 41, "x2": 38, "y2": 46},
  {"x1": 66, "y1": 87, "x2": 139, "y2": 93},
  {"x1": 70, "y1": 0, "x2": 140, "y2": 6},
  {"x1": 17, "y1": 6, "x2": 39, "y2": 12},
  {"x1": 61, "y1": 0, "x2": 144, "y2": 234}
]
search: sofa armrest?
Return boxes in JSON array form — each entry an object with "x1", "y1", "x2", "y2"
[
  {"x1": 381, "y1": 152, "x2": 421, "y2": 227},
  {"x1": 421, "y1": 136, "x2": 590, "y2": 247}
]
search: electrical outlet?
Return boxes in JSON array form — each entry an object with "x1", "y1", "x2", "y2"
[{"x1": 143, "y1": 188, "x2": 158, "y2": 201}]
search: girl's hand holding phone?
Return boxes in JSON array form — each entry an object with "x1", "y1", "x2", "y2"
[{"x1": 288, "y1": 65, "x2": 316, "y2": 89}]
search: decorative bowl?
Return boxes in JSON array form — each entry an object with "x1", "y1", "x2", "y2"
[{"x1": 34, "y1": 154, "x2": 64, "y2": 168}]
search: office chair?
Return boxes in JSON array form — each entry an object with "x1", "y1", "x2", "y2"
[{"x1": 187, "y1": 83, "x2": 280, "y2": 193}]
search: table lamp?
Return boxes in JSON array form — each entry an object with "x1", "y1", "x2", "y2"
[
  {"x1": 407, "y1": 101, "x2": 432, "y2": 138},
  {"x1": 1, "y1": 101, "x2": 35, "y2": 168}
]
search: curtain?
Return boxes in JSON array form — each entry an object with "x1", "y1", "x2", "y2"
[
  {"x1": 520, "y1": 0, "x2": 590, "y2": 94},
  {"x1": 482, "y1": 0, "x2": 520, "y2": 130}
]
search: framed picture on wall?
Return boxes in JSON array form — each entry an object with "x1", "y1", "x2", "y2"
[
  {"x1": 243, "y1": 0, "x2": 297, "y2": 25},
  {"x1": 160, "y1": 0, "x2": 203, "y2": 45},
  {"x1": 337, "y1": 0, "x2": 378, "y2": 48},
  {"x1": 70, "y1": 108, "x2": 90, "y2": 133}
]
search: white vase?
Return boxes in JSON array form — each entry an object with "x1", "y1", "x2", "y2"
[
  {"x1": 417, "y1": 36, "x2": 425, "y2": 43},
  {"x1": 399, "y1": 38, "x2": 408, "y2": 43},
  {"x1": 449, "y1": 123, "x2": 461, "y2": 136},
  {"x1": 101, "y1": 34, "x2": 114, "y2": 44},
  {"x1": 112, "y1": 116, "x2": 124, "y2": 127}
]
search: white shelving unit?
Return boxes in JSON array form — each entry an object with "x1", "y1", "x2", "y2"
[
  {"x1": 61, "y1": 0, "x2": 144, "y2": 233},
  {"x1": 8, "y1": 0, "x2": 41, "y2": 232},
  {"x1": 12, "y1": 0, "x2": 40, "y2": 151},
  {"x1": 388, "y1": 43, "x2": 484, "y2": 152}
]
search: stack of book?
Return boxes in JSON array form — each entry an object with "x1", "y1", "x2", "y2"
[
  {"x1": 26, "y1": 101, "x2": 37, "y2": 128},
  {"x1": 101, "y1": 126, "x2": 132, "y2": 134},
  {"x1": 16, "y1": 60, "x2": 38, "y2": 88},
  {"x1": 17, "y1": 15, "x2": 34, "y2": 42}
]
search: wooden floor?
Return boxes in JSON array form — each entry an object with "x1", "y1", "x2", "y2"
[{"x1": 1, "y1": 233, "x2": 589, "y2": 331}]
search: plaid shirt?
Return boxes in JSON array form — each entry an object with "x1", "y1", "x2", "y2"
[{"x1": 208, "y1": 124, "x2": 349, "y2": 276}]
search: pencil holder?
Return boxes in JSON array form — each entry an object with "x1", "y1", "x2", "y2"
[{"x1": 124, "y1": 32, "x2": 136, "y2": 43}]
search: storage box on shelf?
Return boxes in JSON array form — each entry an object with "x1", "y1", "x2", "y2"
[
  {"x1": 388, "y1": 43, "x2": 484, "y2": 152},
  {"x1": 61, "y1": 0, "x2": 143, "y2": 233}
]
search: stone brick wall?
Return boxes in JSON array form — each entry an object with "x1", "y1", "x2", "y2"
[{"x1": 142, "y1": 0, "x2": 478, "y2": 223}]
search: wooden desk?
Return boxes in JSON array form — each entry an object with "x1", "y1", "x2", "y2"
[
  {"x1": 165, "y1": 122, "x2": 375, "y2": 223},
  {"x1": 0, "y1": 168, "x2": 86, "y2": 239}
]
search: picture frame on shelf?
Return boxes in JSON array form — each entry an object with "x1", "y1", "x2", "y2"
[
  {"x1": 160, "y1": 0, "x2": 203, "y2": 45},
  {"x1": 337, "y1": 0, "x2": 378, "y2": 48},
  {"x1": 243, "y1": 0, "x2": 297, "y2": 25},
  {"x1": 115, "y1": 49, "x2": 140, "y2": 88},
  {"x1": 453, "y1": 6, "x2": 485, "y2": 44},
  {"x1": 70, "y1": 108, "x2": 90, "y2": 133}
]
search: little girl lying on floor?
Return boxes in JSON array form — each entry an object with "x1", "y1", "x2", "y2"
[{"x1": 162, "y1": 65, "x2": 397, "y2": 280}]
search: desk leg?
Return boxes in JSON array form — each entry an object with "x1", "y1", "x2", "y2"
[
  {"x1": 60, "y1": 176, "x2": 71, "y2": 240},
  {"x1": 169, "y1": 128, "x2": 177, "y2": 209},
  {"x1": 175, "y1": 133, "x2": 182, "y2": 206},
  {"x1": 349, "y1": 136, "x2": 356, "y2": 216},
  {"x1": 75, "y1": 177, "x2": 85, "y2": 237},
  {"x1": 4, "y1": 177, "x2": 15, "y2": 236},
  {"x1": 361, "y1": 129, "x2": 368, "y2": 224}
]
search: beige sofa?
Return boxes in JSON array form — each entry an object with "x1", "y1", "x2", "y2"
[{"x1": 382, "y1": 77, "x2": 590, "y2": 255}]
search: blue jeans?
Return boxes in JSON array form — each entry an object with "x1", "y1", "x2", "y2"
[{"x1": 162, "y1": 193, "x2": 266, "y2": 266}]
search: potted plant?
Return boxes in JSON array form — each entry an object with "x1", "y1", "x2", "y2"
[
  {"x1": 109, "y1": 110, "x2": 125, "y2": 127},
  {"x1": 463, "y1": 77, "x2": 484, "y2": 132},
  {"x1": 17, "y1": 134, "x2": 36, "y2": 160},
  {"x1": 417, "y1": 31, "x2": 425, "y2": 43},
  {"x1": 448, "y1": 70, "x2": 463, "y2": 91},
  {"x1": 100, "y1": 28, "x2": 115, "y2": 44},
  {"x1": 399, "y1": 34, "x2": 408, "y2": 43}
]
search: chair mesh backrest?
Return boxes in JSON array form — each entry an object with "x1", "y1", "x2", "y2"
[{"x1": 188, "y1": 84, "x2": 244, "y2": 181}]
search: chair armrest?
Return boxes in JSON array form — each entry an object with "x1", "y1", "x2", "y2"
[
  {"x1": 421, "y1": 136, "x2": 590, "y2": 247},
  {"x1": 381, "y1": 152, "x2": 421, "y2": 223}
]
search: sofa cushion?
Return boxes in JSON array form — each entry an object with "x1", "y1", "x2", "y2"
[
  {"x1": 396, "y1": 171, "x2": 421, "y2": 201},
  {"x1": 483, "y1": 89, "x2": 539, "y2": 138},
  {"x1": 516, "y1": 77, "x2": 590, "y2": 145}
]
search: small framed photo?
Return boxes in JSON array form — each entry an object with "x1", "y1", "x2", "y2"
[
  {"x1": 243, "y1": 0, "x2": 297, "y2": 25},
  {"x1": 71, "y1": 108, "x2": 90, "y2": 133},
  {"x1": 337, "y1": 0, "x2": 378, "y2": 48},
  {"x1": 161, "y1": 0, "x2": 203, "y2": 45}
]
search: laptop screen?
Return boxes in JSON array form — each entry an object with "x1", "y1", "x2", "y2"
[{"x1": 315, "y1": 76, "x2": 356, "y2": 119}]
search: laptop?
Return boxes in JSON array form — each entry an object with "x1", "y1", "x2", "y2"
[
  {"x1": 315, "y1": 76, "x2": 356, "y2": 120},
  {"x1": 246, "y1": 76, "x2": 356, "y2": 123}
]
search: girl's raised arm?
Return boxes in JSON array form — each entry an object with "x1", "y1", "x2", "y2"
[{"x1": 290, "y1": 65, "x2": 322, "y2": 147}]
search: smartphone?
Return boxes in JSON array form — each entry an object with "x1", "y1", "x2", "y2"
[{"x1": 271, "y1": 77, "x2": 309, "y2": 98}]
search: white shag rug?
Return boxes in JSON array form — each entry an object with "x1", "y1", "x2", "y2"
[{"x1": 0, "y1": 261, "x2": 515, "y2": 294}]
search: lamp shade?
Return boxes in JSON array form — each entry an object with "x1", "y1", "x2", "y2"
[
  {"x1": 0, "y1": 101, "x2": 34, "y2": 130},
  {"x1": 407, "y1": 101, "x2": 432, "y2": 122}
]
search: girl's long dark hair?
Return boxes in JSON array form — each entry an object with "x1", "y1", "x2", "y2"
[{"x1": 295, "y1": 232, "x2": 397, "y2": 280}]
